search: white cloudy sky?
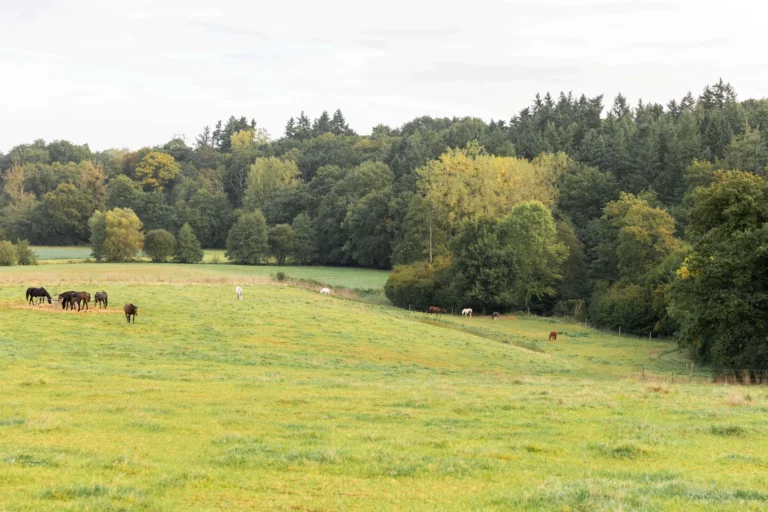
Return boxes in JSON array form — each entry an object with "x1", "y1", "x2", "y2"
[{"x1": 0, "y1": 0, "x2": 765, "y2": 151}]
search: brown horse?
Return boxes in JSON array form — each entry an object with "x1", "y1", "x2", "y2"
[
  {"x1": 427, "y1": 306, "x2": 445, "y2": 317},
  {"x1": 77, "y1": 292, "x2": 91, "y2": 310},
  {"x1": 124, "y1": 303, "x2": 138, "y2": 323},
  {"x1": 548, "y1": 330, "x2": 557, "y2": 341}
]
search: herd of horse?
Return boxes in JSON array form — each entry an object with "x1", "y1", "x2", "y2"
[
  {"x1": 426, "y1": 305, "x2": 557, "y2": 340},
  {"x1": 426, "y1": 306, "x2": 502, "y2": 320},
  {"x1": 25, "y1": 287, "x2": 138, "y2": 323}
]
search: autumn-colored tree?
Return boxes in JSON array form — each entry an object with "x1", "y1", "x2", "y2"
[{"x1": 135, "y1": 152, "x2": 181, "y2": 191}]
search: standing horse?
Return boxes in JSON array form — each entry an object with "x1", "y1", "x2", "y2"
[
  {"x1": 548, "y1": 330, "x2": 558, "y2": 341},
  {"x1": 94, "y1": 291, "x2": 108, "y2": 309},
  {"x1": 26, "y1": 287, "x2": 52, "y2": 305},
  {"x1": 77, "y1": 292, "x2": 91, "y2": 310},
  {"x1": 68, "y1": 292, "x2": 83, "y2": 311},
  {"x1": 124, "y1": 303, "x2": 138, "y2": 323},
  {"x1": 235, "y1": 286, "x2": 243, "y2": 301},
  {"x1": 427, "y1": 306, "x2": 445, "y2": 317},
  {"x1": 492, "y1": 312, "x2": 500, "y2": 320},
  {"x1": 461, "y1": 308, "x2": 473, "y2": 318},
  {"x1": 58, "y1": 291, "x2": 76, "y2": 310},
  {"x1": 320, "y1": 287, "x2": 331, "y2": 295}
]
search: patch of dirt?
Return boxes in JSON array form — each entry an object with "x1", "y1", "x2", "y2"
[{"x1": 6, "y1": 303, "x2": 122, "y2": 314}]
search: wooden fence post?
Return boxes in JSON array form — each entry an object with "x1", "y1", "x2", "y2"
[{"x1": 642, "y1": 365, "x2": 645, "y2": 380}]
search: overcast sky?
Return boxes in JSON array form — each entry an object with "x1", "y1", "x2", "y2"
[{"x1": 1, "y1": 0, "x2": 765, "y2": 152}]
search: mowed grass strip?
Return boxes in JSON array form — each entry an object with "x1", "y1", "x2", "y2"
[{"x1": 0, "y1": 281, "x2": 767, "y2": 510}]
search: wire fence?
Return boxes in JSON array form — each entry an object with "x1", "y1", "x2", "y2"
[{"x1": 632, "y1": 365, "x2": 768, "y2": 385}]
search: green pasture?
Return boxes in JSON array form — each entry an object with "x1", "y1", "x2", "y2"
[{"x1": 0, "y1": 267, "x2": 766, "y2": 510}]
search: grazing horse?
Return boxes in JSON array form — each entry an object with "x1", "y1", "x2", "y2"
[
  {"x1": 124, "y1": 303, "x2": 138, "y2": 323},
  {"x1": 94, "y1": 291, "x2": 108, "y2": 309},
  {"x1": 78, "y1": 292, "x2": 91, "y2": 310},
  {"x1": 461, "y1": 308, "x2": 473, "y2": 318},
  {"x1": 235, "y1": 286, "x2": 243, "y2": 301},
  {"x1": 26, "y1": 287, "x2": 52, "y2": 305},
  {"x1": 68, "y1": 292, "x2": 83, "y2": 311},
  {"x1": 427, "y1": 306, "x2": 445, "y2": 317},
  {"x1": 319, "y1": 287, "x2": 331, "y2": 295},
  {"x1": 548, "y1": 330, "x2": 558, "y2": 341},
  {"x1": 58, "y1": 291, "x2": 76, "y2": 310},
  {"x1": 492, "y1": 312, "x2": 500, "y2": 320}
]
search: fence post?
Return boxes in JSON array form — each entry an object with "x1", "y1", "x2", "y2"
[
  {"x1": 642, "y1": 365, "x2": 645, "y2": 380},
  {"x1": 649, "y1": 331, "x2": 652, "y2": 341},
  {"x1": 690, "y1": 363, "x2": 694, "y2": 382},
  {"x1": 619, "y1": 327, "x2": 621, "y2": 337}
]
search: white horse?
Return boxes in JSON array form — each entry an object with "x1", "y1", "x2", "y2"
[
  {"x1": 462, "y1": 308, "x2": 473, "y2": 318},
  {"x1": 235, "y1": 286, "x2": 243, "y2": 301},
  {"x1": 319, "y1": 287, "x2": 331, "y2": 295}
]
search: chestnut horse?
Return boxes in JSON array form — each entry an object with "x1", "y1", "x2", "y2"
[
  {"x1": 548, "y1": 330, "x2": 557, "y2": 341},
  {"x1": 427, "y1": 306, "x2": 445, "y2": 317}
]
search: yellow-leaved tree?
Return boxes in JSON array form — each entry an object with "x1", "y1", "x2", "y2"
[
  {"x1": 134, "y1": 152, "x2": 181, "y2": 191},
  {"x1": 90, "y1": 208, "x2": 144, "y2": 262},
  {"x1": 243, "y1": 157, "x2": 301, "y2": 211},
  {"x1": 394, "y1": 143, "x2": 569, "y2": 264}
]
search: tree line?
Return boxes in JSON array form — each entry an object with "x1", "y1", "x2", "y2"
[{"x1": 2, "y1": 79, "x2": 768, "y2": 367}]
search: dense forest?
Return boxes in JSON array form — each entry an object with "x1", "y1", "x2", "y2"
[{"x1": 2, "y1": 79, "x2": 768, "y2": 367}]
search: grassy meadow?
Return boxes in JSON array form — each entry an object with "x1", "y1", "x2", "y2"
[{"x1": 0, "y1": 264, "x2": 767, "y2": 510}]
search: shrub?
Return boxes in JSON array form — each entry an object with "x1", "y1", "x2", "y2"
[
  {"x1": 275, "y1": 271, "x2": 287, "y2": 282},
  {"x1": 384, "y1": 257, "x2": 455, "y2": 310},
  {"x1": 144, "y1": 229, "x2": 176, "y2": 262},
  {"x1": 175, "y1": 223, "x2": 204, "y2": 264},
  {"x1": 15, "y1": 240, "x2": 38, "y2": 266},
  {"x1": 0, "y1": 241, "x2": 17, "y2": 266}
]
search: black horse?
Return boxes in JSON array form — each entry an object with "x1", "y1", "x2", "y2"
[
  {"x1": 58, "y1": 291, "x2": 78, "y2": 310},
  {"x1": 26, "y1": 287, "x2": 52, "y2": 305},
  {"x1": 94, "y1": 291, "x2": 108, "y2": 309}
]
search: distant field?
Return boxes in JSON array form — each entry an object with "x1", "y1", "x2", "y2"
[
  {"x1": 1, "y1": 261, "x2": 391, "y2": 290},
  {"x1": 31, "y1": 246, "x2": 92, "y2": 260},
  {"x1": 32, "y1": 246, "x2": 229, "y2": 264}
]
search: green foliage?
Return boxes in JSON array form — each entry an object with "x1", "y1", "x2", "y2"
[
  {"x1": 175, "y1": 223, "x2": 204, "y2": 264},
  {"x1": 670, "y1": 171, "x2": 768, "y2": 367},
  {"x1": 243, "y1": 157, "x2": 301, "y2": 211},
  {"x1": 225, "y1": 211, "x2": 269, "y2": 265},
  {"x1": 144, "y1": 229, "x2": 176, "y2": 262},
  {"x1": 268, "y1": 224, "x2": 295, "y2": 265},
  {"x1": 451, "y1": 201, "x2": 567, "y2": 311},
  {"x1": 14, "y1": 239, "x2": 38, "y2": 265},
  {"x1": 384, "y1": 257, "x2": 455, "y2": 310},
  {"x1": 275, "y1": 271, "x2": 287, "y2": 282},
  {"x1": 0, "y1": 240, "x2": 17, "y2": 266},
  {"x1": 291, "y1": 213, "x2": 316, "y2": 265}
]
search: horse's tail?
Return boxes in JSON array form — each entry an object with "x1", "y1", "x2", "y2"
[{"x1": 25, "y1": 288, "x2": 31, "y2": 300}]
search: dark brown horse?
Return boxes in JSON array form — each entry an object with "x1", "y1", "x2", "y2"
[
  {"x1": 78, "y1": 292, "x2": 91, "y2": 310},
  {"x1": 427, "y1": 306, "x2": 445, "y2": 317},
  {"x1": 124, "y1": 303, "x2": 138, "y2": 323},
  {"x1": 548, "y1": 330, "x2": 557, "y2": 341},
  {"x1": 94, "y1": 291, "x2": 108, "y2": 309}
]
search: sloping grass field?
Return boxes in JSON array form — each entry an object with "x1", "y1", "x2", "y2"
[{"x1": 1, "y1": 264, "x2": 767, "y2": 510}]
